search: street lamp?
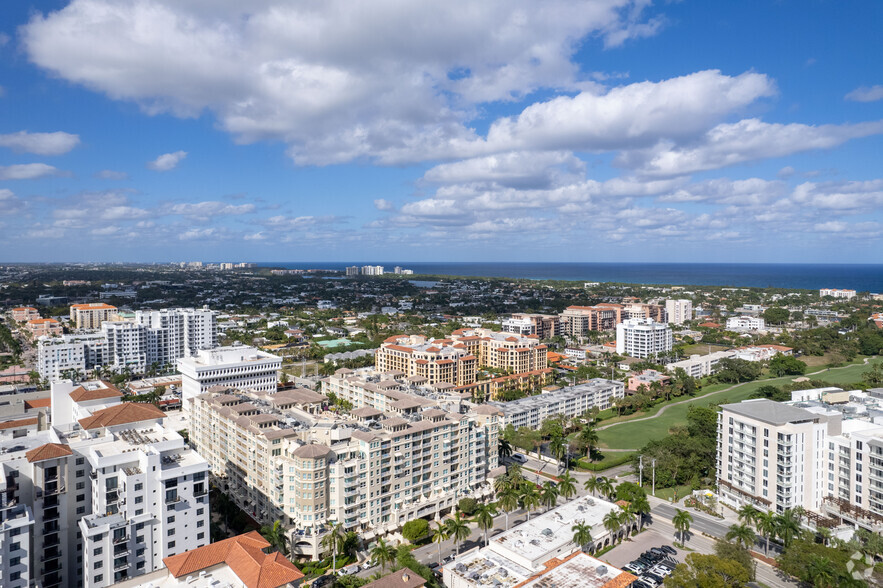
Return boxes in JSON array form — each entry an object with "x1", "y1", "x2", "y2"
[
  {"x1": 638, "y1": 455, "x2": 643, "y2": 488},
  {"x1": 651, "y1": 458, "x2": 656, "y2": 497}
]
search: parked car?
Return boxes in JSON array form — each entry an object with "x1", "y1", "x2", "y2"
[
  {"x1": 659, "y1": 545, "x2": 676, "y2": 555},
  {"x1": 312, "y1": 575, "x2": 332, "y2": 588}
]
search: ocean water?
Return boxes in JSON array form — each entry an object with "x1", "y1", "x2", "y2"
[{"x1": 257, "y1": 262, "x2": 883, "y2": 291}]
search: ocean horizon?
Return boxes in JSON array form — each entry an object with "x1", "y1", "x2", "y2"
[{"x1": 255, "y1": 262, "x2": 883, "y2": 292}]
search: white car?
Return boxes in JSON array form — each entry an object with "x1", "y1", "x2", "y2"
[{"x1": 511, "y1": 453, "x2": 528, "y2": 464}]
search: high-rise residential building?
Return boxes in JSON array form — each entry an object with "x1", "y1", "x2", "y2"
[
  {"x1": 0, "y1": 380, "x2": 210, "y2": 588},
  {"x1": 717, "y1": 394, "x2": 883, "y2": 535},
  {"x1": 70, "y1": 303, "x2": 119, "y2": 330},
  {"x1": 375, "y1": 329, "x2": 547, "y2": 387},
  {"x1": 12, "y1": 307, "x2": 41, "y2": 322},
  {"x1": 36, "y1": 307, "x2": 218, "y2": 382},
  {"x1": 177, "y1": 345, "x2": 281, "y2": 409},
  {"x1": 561, "y1": 303, "x2": 666, "y2": 338},
  {"x1": 615, "y1": 318, "x2": 673, "y2": 359},
  {"x1": 501, "y1": 313, "x2": 561, "y2": 339},
  {"x1": 190, "y1": 384, "x2": 501, "y2": 558},
  {"x1": 665, "y1": 299, "x2": 692, "y2": 325},
  {"x1": 361, "y1": 265, "x2": 384, "y2": 276},
  {"x1": 345, "y1": 266, "x2": 360, "y2": 276}
]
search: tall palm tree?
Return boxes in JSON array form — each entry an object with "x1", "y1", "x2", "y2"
[
  {"x1": 579, "y1": 426, "x2": 599, "y2": 459},
  {"x1": 557, "y1": 472, "x2": 577, "y2": 501},
  {"x1": 618, "y1": 508, "x2": 636, "y2": 540},
  {"x1": 540, "y1": 482, "x2": 559, "y2": 512},
  {"x1": 474, "y1": 503, "x2": 497, "y2": 547},
  {"x1": 548, "y1": 435, "x2": 566, "y2": 470},
  {"x1": 583, "y1": 476, "x2": 600, "y2": 497},
  {"x1": 571, "y1": 522, "x2": 593, "y2": 552},
  {"x1": 725, "y1": 523, "x2": 756, "y2": 549},
  {"x1": 320, "y1": 521, "x2": 346, "y2": 573},
  {"x1": 672, "y1": 509, "x2": 693, "y2": 545},
  {"x1": 737, "y1": 504, "x2": 760, "y2": 528},
  {"x1": 498, "y1": 487, "x2": 519, "y2": 530},
  {"x1": 806, "y1": 555, "x2": 837, "y2": 588},
  {"x1": 520, "y1": 485, "x2": 540, "y2": 521},
  {"x1": 775, "y1": 509, "x2": 801, "y2": 548},
  {"x1": 754, "y1": 511, "x2": 776, "y2": 556},
  {"x1": 498, "y1": 438, "x2": 513, "y2": 459},
  {"x1": 816, "y1": 527, "x2": 833, "y2": 547},
  {"x1": 445, "y1": 511, "x2": 471, "y2": 557},
  {"x1": 598, "y1": 477, "x2": 614, "y2": 500},
  {"x1": 259, "y1": 520, "x2": 288, "y2": 555},
  {"x1": 431, "y1": 522, "x2": 450, "y2": 565},
  {"x1": 370, "y1": 537, "x2": 397, "y2": 573},
  {"x1": 631, "y1": 495, "x2": 651, "y2": 531},
  {"x1": 603, "y1": 510, "x2": 621, "y2": 544}
]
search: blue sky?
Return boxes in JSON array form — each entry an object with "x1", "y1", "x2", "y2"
[{"x1": 1, "y1": 0, "x2": 882, "y2": 263}]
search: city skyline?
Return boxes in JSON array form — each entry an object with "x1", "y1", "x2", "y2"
[{"x1": 1, "y1": 1, "x2": 882, "y2": 263}]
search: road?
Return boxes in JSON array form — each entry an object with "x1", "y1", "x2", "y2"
[{"x1": 652, "y1": 502, "x2": 783, "y2": 556}]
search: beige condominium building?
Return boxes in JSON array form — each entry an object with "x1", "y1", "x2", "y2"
[
  {"x1": 70, "y1": 304, "x2": 119, "y2": 330},
  {"x1": 375, "y1": 329, "x2": 546, "y2": 387},
  {"x1": 190, "y1": 383, "x2": 502, "y2": 559}
]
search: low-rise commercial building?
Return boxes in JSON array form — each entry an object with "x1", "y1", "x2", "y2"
[{"x1": 726, "y1": 316, "x2": 766, "y2": 331}]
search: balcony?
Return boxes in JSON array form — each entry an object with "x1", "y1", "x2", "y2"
[
  {"x1": 44, "y1": 532, "x2": 60, "y2": 547},
  {"x1": 113, "y1": 534, "x2": 129, "y2": 545},
  {"x1": 165, "y1": 495, "x2": 181, "y2": 505},
  {"x1": 43, "y1": 507, "x2": 60, "y2": 521},
  {"x1": 41, "y1": 550, "x2": 62, "y2": 563},
  {"x1": 114, "y1": 559, "x2": 129, "y2": 572}
]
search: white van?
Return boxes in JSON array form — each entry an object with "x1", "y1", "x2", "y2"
[{"x1": 511, "y1": 453, "x2": 528, "y2": 464}]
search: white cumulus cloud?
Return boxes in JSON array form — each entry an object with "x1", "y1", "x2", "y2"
[
  {"x1": 0, "y1": 131, "x2": 80, "y2": 155},
  {"x1": 845, "y1": 85, "x2": 883, "y2": 103},
  {"x1": 0, "y1": 163, "x2": 61, "y2": 180},
  {"x1": 147, "y1": 150, "x2": 187, "y2": 171}
]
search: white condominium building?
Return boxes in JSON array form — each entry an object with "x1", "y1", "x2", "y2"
[
  {"x1": 0, "y1": 380, "x2": 210, "y2": 588},
  {"x1": 665, "y1": 299, "x2": 692, "y2": 325},
  {"x1": 726, "y1": 316, "x2": 766, "y2": 331},
  {"x1": 666, "y1": 350, "x2": 737, "y2": 379},
  {"x1": 820, "y1": 288, "x2": 856, "y2": 299},
  {"x1": 37, "y1": 307, "x2": 219, "y2": 382},
  {"x1": 489, "y1": 379, "x2": 625, "y2": 430},
  {"x1": 177, "y1": 345, "x2": 281, "y2": 409},
  {"x1": 615, "y1": 318, "x2": 673, "y2": 359}
]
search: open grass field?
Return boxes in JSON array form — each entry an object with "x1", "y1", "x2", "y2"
[
  {"x1": 597, "y1": 356, "x2": 881, "y2": 450},
  {"x1": 679, "y1": 343, "x2": 732, "y2": 356}
]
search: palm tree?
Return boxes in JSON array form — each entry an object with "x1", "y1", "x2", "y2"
[
  {"x1": 540, "y1": 482, "x2": 559, "y2": 512},
  {"x1": 431, "y1": 522, "x2": 450, "y2": 565},
  {"x1": 370, "y1": 537, "x2": 397, "y2": 573},
  {"x1": 598, "y1": 477, "x2": 614, "y2": 500},
  {"x1": 474, "y1": 503, "x2": 497, "y2": 547},
  {"x1": 320, "y1": 521, "x2": 345, "y2": 573},
  {"x1": 774, "y1": 509, "x2": 801, "y2": 548},
  {"x1": 571, "y1": 522, "x2": 593, "y2": 552},
  {"x1": 806, "y1": 555, "x2": 837, "y2": 588},
  {"x1": 816, "y1": 527, "x2": 833, "y2": 547},
  {"x1": 498, "y1": 487, "x2": 519, "y2": 530},
  {"x1": 557, "y1": 472, "x2": 577, "y2": 501},
  {"x1": 603, "y1": 509, "x2": 621, "y2": 544},
  {"x1": 583, "y1": 476, "x2": 600, "y2": 497},
  {"x1": 445, "y1": 511, "x2": 471, "y2": 557},
  {"x1": 619, "y1": 508, "x2": 636, "y2": 540},
  {"x1": 754, "y1": 511, "x2": 776, "y2": 556},
  {"x1": 631, "y1": 495, "x2": 651, "y2": 531},
  {"x1": 520, "y1": 485, "x2": 540, "y2": 520},
  {"x1": 578, "y1": 426, "x2": 599, "y2": 458},
  {"x1": 259, "y1": 520, "x2": 289, "y2": 555},
  {"x1": 672, "y1": 509, "x2": 693, "y2": 545},
  {"x1": 498, "y1": 438, "x2": 513, "y2": 459},
  {"x1": 548, "y1": 435, "x2": 566, "y2": 471},
  {"x1": 737, "y1": 504, "x2": 760, "y2": 528},
  {"x1": 725, "y1": 523, "x2": 756, "y2": 549}
]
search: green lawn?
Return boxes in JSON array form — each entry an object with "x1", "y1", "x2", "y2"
[
  {"x1": 680, "y1": 343, "x2": 732, "y2": 356},
  {"x1": 597, "y1": 357, "x2": 881, "y2": 450},
  {"x1": 652, "y1": 484, "x2": 693, "y2": 501}
]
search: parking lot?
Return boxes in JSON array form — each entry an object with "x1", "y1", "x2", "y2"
[
  {"x1": 597, "y1": 529, "x2": 682, "y2": 587},
  {"x1": 602, "y1": 528, "x2": 683, "y2": 568}
]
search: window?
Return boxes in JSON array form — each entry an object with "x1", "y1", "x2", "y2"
[
  {"x1": 94, "y1": 575, "x2": 103, "y2": 584},
  {"x1": 136, "y1": 548, "x2": 145, "y2": 557},
  {"x1": 197, "y1": 532, "x2": 205, "y2": 540},
  {"x1": 196, "y1": 508, "x2": 204, "y2": 516},
  {"x1": 77, "y1": 481, "x2": 85, "y2": 490},
  {"x1": 77, "y1": 506, "x2": 86, "y2": 514},
  {"x1": 135, "y1": 483, "x2": 143, "y2": 491},
  {"x1": 135, "y1": 496, "x2": 143, "y2": 504},
  {"x1": 167, "y1": 516, "x2": 175, "y2": 524},
  {"x1": 95, "y1": 561, "x2": 103, "y2": 569},
  {"x1": 77, "y1": 469, "x2": 85, "y2": 478},
  {"x1": 94, "y1": 547, "x2": 103, "y2": 556},
  {"x1": 169, "y1": 528, "x2": 175, "y2": 536},
  {"x1": 168, "y1": 541, "x2": 176, "y2": 549},
  {"x1": 197, "y1": 520, "x2": 204, "y2": 528},
  {"x1": 136, "y1": 522, "x2": 145, "y2": 530},
  {"x1": 77, "y1": 493, "x2": 85, "y2": 502},
  {"x1": 76, "y1": 457, "x2": 85, "y2": 465}
]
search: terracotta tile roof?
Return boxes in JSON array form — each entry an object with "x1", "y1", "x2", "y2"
[
  {"x1": 164, "y1": 531, "x2": 304, "y2": 588},
  {"x1": 78, "y1": 402, "x2": 165, "y2": 429},
  {"x1": 363, "y1": 568, "x2": 426, "y2": 588},
  {"x1": 26, "y1": 442, "x2": 73, "y2": 463},
  {"x1": 70, "y1": 381, "x2": 122, "y2": 402},
  {"x1": 24, "y1": 398, "x2": 52, "y2": 410},
  {"x1": 28, "y1": 318, "x2": 59, "y2": 325},
  {"x1": 0, "y1": 417, "x2": 38, "y2": 430},
  {"x1": 70, "y1": 303, "x2": 117, "y2": 310}
]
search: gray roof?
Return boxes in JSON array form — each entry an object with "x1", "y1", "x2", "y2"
[{"x1": 720, "y1": 399, "x2": 820, "y2": 425}]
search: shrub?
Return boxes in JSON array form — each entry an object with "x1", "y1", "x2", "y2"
[
  {"x1": 402, "y1": 518, "x2": 430, "y2": 543},
  {"x1": 458, "y1": 497, "x2": 478, "y2": 515}
]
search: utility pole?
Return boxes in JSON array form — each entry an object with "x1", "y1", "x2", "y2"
[
  {"x1": 652, "y1": 458, "x2": 657, "y2": 497},
  {"x1": 638, "y1": 455, "x2": 644, "y2": 487}
]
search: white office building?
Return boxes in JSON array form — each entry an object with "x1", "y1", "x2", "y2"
[
  {"x1": 615, "y1": 318, "x2": 673, "y2": 359},
  {"x1": 177, "y1": 345, "x2": 281, "y2": 409},
  {"x1": 726, "y1": 316, "x2": 766, "y2": 331},
  {"x1": 665, "y1": 299, "x2": 692, "y2": 325}
]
